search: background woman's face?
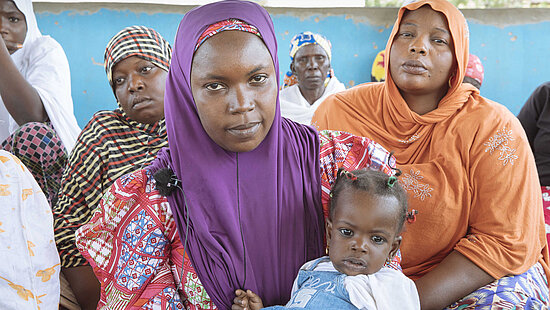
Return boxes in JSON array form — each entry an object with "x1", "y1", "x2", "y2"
[
  {"x1": 0, "y1": 0, "x2": 26, "y2": 55},
  {"x1": 113, "y1": 56, "x2": 167, "y2": 125},
  {"x1": 389, "y1": 6, "x2": 455, "y2": 98},
  {"x1": 191, "y1": 31, "x2": 277, "y2": 153}
]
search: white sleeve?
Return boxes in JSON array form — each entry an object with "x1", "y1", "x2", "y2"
[
  {"x1": 24, "y1": 37, "x2": 81, "y2": 152},
  {"x1": 344, "y1": 268, "x2": 420, "y2": 310}
]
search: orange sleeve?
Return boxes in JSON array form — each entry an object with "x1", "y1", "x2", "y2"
[{"x1": 455, "y1": 113, "x2": 548, "y2": 278}]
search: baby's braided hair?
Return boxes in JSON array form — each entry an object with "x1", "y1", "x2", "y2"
[{"x1": 329, "y1": 168, "x2": 410, "y2": 233}]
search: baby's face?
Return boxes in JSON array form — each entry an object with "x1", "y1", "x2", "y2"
[{"x1": 326, "y1": 188, "x2": 401, "y2": 276}]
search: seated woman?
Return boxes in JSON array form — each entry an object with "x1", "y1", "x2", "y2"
[
  {"x1": 518, "y1": 81, "x2": 550, "y2": 246},
  {"x1": 312, "y1": 0, "x2": 549, "y2": 308},
  {"x1": 0, "y1": 150, "x2": 61, "y2": 309},
  {"x1": 0, "y1": 0, "x2": 81, "y2": 205},
  {"x1": 75, "y1": 1, "x2": 401, "y2": 309},
  {"x1": 279, "y1": 31, "x2": 345, "y2": 125},
  {"x1": 53, "y1": 26, "x2": 171, "y2": 309}
]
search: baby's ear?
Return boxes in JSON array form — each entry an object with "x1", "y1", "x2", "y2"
[
  {"x1": 388, "y1": 235, "x2": 402, "y2": 261},
  {"x1": 325, "y1": 219, "x2": 333, "y2": 245}
]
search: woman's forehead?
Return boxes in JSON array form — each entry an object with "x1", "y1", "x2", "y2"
[{"x1": 193, "y1": 31, "x2": 271, "y2": 66}]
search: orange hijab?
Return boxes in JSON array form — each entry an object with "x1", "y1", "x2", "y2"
[{"x1": 313, "y1": 0, "x2": 548, "y2": 281}]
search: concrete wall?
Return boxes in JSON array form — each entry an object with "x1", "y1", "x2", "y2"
[{"x1": 33, "y1": 3, "x2": 550, "y2": 127}]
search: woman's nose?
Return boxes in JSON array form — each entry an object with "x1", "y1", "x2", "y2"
[
  {"x1": 127, "y1": 75, "x2": 145, "y2": 92},
  {"x1": 409, "y1": 37, "x2": 428, "y2": 55},
  {"x1": 229, "y1": 86, "x2": 255, "y2": 114}
]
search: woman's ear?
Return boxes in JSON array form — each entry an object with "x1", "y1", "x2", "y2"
[
  {"x1": 290, "y1": 61, "x2": 296, "y2": 75},
  {"x1": 388, "y1": 235, "x2": 402, "y2": 261}
]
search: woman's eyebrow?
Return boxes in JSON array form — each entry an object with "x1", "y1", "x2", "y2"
[
  {"x1": 247, "y1": 65, "x2": 267, "y2": 76},
  {"x1": 434, "y1": 27, "x2": 450, "y2": 35}
]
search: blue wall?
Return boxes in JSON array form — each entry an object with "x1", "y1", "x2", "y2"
[{"x1": 35, "y1": 8, "x2": 550, "y2": 127}]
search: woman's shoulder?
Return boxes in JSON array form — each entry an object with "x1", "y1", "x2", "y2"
[
  {"x1": 461, "y1": 95, "x2": 522, "y2": 130},
  {"x1": 25, "y1": 35, "x2": 68, "y2": 60},
  {"x1": 317, "y1": 82, "x2": 384, "y2": 114}
]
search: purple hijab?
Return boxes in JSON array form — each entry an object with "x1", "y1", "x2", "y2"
[{"x1": 150, "y1": 1, "x2": 324, "y2": 308}]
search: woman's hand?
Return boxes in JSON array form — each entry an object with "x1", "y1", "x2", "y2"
[{"x1": 232, "y1": 289, "x2": 264, "y2": 310}]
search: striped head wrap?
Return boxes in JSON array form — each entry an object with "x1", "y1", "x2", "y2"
[
  {"x1": 195, "y1": 18, "x2": 261, "y2": 51},
  {"x1": 283, "y1": 31, "x2": 333, "y2": 89},
  {"x1": 104, "y1": 26, "x2": 172, "y2": 88},
  {"x1": 371, "y1": 49, "x2": 386, "y2": 82},
  {"x1": 465, "y1": 53, "x2": 484, "y2": 86}
]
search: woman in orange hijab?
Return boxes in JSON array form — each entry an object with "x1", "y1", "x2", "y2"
[{"x1": 312, "y1": 0, "x2": 549, "y2": 308}]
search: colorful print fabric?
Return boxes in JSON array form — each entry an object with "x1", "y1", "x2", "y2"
[
  {"x1": 75, "y1": 130, "x2": 397, "y2": 309},
  {"x1": 0, "y1": 150, "x2": 60, "y2": 309}
]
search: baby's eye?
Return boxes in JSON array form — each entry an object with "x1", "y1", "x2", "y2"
[
  {"x1": 250, "y1": 74, "x2": 267, "y2": 84},
  {"x1": 339, "y1": 228, "x2": 353, "y2": 237},
  {"x1": 371, "y1": 236, "x2": 386, "y2": 245},
  {"x1": 205, "y1": 83, "x2": 225, "y2": 91}
]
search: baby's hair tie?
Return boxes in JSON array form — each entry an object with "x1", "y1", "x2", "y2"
[
  {"x1": 406, "y1": 209, "x2": 418, "y2": 223},
  {"x1": 387, "y1": 176, "x2": 397, "y2": 187},
  {"x1": 388, "y1": 151, "x2": 402, "y2": 177}
]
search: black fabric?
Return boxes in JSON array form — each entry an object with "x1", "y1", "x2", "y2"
[{"x1": 518, "y1": 81, "x2": 550, "y2": 186}]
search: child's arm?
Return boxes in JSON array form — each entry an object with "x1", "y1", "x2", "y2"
[{"x1": 232, "y1": 289, "x2": 264, "y2": 310}]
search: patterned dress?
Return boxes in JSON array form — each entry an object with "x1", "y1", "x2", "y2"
[{"x1": 75, "y1": 130, "x2": 397, "y2": 309}]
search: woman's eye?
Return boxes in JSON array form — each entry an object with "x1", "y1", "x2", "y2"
[
  {"x1": 339, "y1": 228, "x2": 353, "y2": 237},
  {"x1": 141, "y1": 66, "x2": 153, "y2": 73},
  {"x1": 8, "y1": 17, "x2": 20, "y2": 23},
  {"x1": 372, "y1": 236, "x2": 386, "y2": 244},
  {"x1": 399, "y1": 32, "x2": 412, "y2": 38},
  {"x1": 433, "y1": 38, "x2": 447, "y2": 45},
  {"x1": 205, "y1": 83, "x2": 225, "y2": 91},
  {"x1": 250, "y1": 75, "x2": 267, "y2": 84},
  {"x1": 114, "y1": 77, "x2": 124, "y2": 85}
]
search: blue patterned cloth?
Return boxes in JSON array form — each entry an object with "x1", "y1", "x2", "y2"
[{"x1": 446, "y1": 262, "x2": 549, "y2": 309}]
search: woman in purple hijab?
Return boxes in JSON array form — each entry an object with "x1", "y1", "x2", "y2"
[{"x1": 75, "y1": 1, "x2": 397, "y2": 309}]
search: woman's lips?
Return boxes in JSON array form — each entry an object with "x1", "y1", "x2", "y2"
[
  {"x1": 132, "y1": 98, "x2": 153, "y2": 110},
  {"x1": 227, "y1": 122, "x2": 261, "y2": 138},
  {"x1": 402, "y1": 60, "x2": 428, "y2": 75}
]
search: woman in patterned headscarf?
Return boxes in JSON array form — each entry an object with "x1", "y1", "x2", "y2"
[
  {"x1": 279, "y1": 31, "x2": 345, "y2": 125},
  {"x1": 53, "y1": 25, "x2": 171, "y2": 309},
  {"x1": 313, "y1": 0, "x2": 548, "y2": 308}
]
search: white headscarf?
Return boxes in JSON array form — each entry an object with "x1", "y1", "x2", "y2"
[{"x1": 0, "y1": 0, "x2": 81, "y2": 152}]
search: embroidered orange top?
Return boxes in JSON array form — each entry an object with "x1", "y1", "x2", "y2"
[{"x1": 312, "y1": 0, "x2": 549, "y2": 281}]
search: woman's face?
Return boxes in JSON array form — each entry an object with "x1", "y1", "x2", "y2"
[
  {"x1": 291, "y1": 44, "x2": 331, "y2": 92},
  {"x1": 389, "y1": 6, "x2": 455, "y2": 98},
  {"x1": 191, "y1": 31, "x2": 277, "y2": 153},
  {"x1": 0, "y1": 0, "x2": 26, "y2": 55},
  {"x1": 113, "y1": 56, "x2": 167, "y2": 125}
]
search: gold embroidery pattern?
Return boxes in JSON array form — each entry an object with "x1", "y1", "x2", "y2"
[
  {"x1": 0, "y1": 184, "x2": 11, "y2": 196},
  {"x1": 22, "y1": 189, "x2": 33, "y2": 201},
  {"x1": 483, "y1": 126, "x2": 518, "y2": 166},
  {"x1": 36, "y1": 264, "x2": 60, "y2": 282},
  {"x1": 401, "y1": 169, "x2": 433, "y2": 201},
  {"x1": 27, "y1": 241, "x2": 35, "y2": 257}
]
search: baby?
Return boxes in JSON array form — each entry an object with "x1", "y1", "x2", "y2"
[{"x1": 232, "y1": 168, "x2": 419, "y2": 309}]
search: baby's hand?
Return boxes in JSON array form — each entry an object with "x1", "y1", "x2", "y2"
[{"x1": 232, "y1": 289, "x2": 264, "y2": 310}]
